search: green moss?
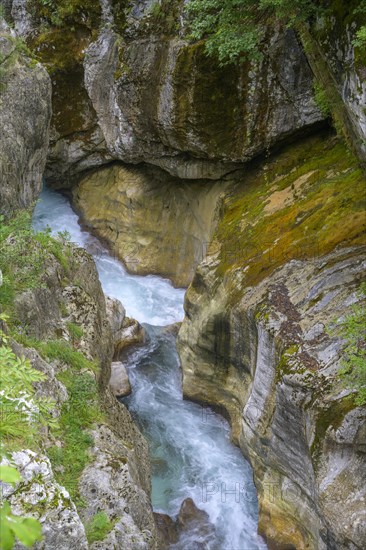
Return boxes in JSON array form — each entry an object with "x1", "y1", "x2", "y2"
[
  {"x1": 114, "y1": 44, "x2": 130, "y2": 81},
  {"x1": 311, "y1": 394, "x2": 356, "y2": 465},
  {"x1": 276, "y1": 345, "x2": 301, "y2": 381},
  {"x1": 30, "y1": 0, "x2": 101, "y2": 29},
  {"x1": 110, "y1": 1, "x2": 128, "y2": 33},
  {"x1": 26, "y1": 2, "x2": 101, "y2": 136},
  {"x1": 216, "y1": 135, "x2": 366, "y2": 295},
  {"x1": 145, "y1": 0, "x2": 182, "y2": 36}
]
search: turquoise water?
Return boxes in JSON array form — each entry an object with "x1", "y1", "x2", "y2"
[{"x1": 33, "y1": 187, "x2": 266, "y2": 549}]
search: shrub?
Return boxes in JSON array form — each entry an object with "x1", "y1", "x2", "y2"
[{"x1": 85, "y1": 512, "x2": 115, "y2": 543}]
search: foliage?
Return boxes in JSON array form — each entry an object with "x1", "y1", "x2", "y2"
[
  {"x1": 146, "y1": 0, "x2": 181, "y2": 34},
  {"x1": 47, "y1": 371, "x2": 103, "y2": 506},
  {"x1": 0, "y1": 211, "x2": 72, "y2": 312},
  {"x1": 186, "y1": 0, "x2": 365, "y2": 64},
  {"x1": 353, "y1": 25, "x2": 366, "y2": 48},
  {"x1": 334, "y1": 283, "x2": 366, "y2": 405},
  {"x1": 0, "y1": 315, "x2": 56, "y2": 450},
  {"x1": 0, "y1": 210, "x2": 102, "y2": 519},
  {"x1": 186, "y1": 0, "x2": 317, "y2": 64},
  {"x1": 85, "y1": 512, "x2": 115, "y2": 543},
  {"x1": 0, "y1": 501, "x2": 43, "y2": 550},
  {"x1": 33, "y1": 0, "x2": 102, "y2": 28},
  {"x1": 12, "y1": 335, "x2": 98, "y2": 373},
  {"x1": 66, "y1": 321, "x2": 84, "y2": 342},
  {"x1": 39, "y1": 340, "x2": 97, "y2": 371},
  {"x1": 0, "y1": 317, "x2": 52, "y2": 550},
  {"x1": 313, "y1": 81, "x2": 331, "y2": 117}
]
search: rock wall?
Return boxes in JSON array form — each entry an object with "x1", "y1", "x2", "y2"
[
  {"x1": 304, "y1": 0, "x2": 366, "y2": 163},
  {"x1": 4, "y1": 242, "x2": 158, "y2": 549},
  {"x1": 177, "y1": 133, "x2": 366, "y2": 549},
  {"x1": 0, "y1": 17, "x2": 51, "y2": 216},
  {"x1": 72, "y1": 162, "x2": 227, "y2": 287},
  {"x1": 7, "y1": 0, "x2": 324, "y2": 185}
]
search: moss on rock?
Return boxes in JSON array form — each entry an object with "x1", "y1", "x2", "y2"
[{"x1": 216, "y1": 134, "x2": 366, "y2": 291}]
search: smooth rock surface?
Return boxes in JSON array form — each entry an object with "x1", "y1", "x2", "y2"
[{"x1": 73, "y1": 162, "x2": 227, "y2": 286}]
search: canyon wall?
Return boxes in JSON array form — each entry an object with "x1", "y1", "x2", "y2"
[
  {"x1": 177, "y1": 134, "x2": 366, "y2": 549},
  {"x1": 1, "y1": 234, "x2": 158, "y2": 548}
]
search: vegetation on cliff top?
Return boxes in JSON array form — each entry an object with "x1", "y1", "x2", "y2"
[
  {"x1": 0, "y1": 318, "x2": 51, "y2": 549},
  {"x1": 186, "y1": 0, "x2": 366, "y2": 64}
]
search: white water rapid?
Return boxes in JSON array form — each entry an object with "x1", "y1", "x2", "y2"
[{"x1": 32, "y1": 186, "x2": 267, "y2": 550}]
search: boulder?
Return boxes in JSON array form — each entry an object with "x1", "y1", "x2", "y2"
[
  {"x1": 109, "y1": 361, "x2": 132, "y2": 398},
  {"x1": 114, "y1": 317, "x2": 145, "y2": 358}
]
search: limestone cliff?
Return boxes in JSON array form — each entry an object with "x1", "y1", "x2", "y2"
[
  {"x1": 177, "y1": 134, "x2": 366, "y2": 549},
  {"x1": 7, "y1": 0, "x2": 323, "y2": 185},
  {"x1": 1, "y1": 238, "x2": 158, "y2": 549},
  {"x1": 0, "y1": 17, "x2": 51, "y2": 217}
]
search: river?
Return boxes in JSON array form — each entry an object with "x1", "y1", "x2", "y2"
[{"x1": 32, "y1": 186, "x2": 266, "y2": 550}]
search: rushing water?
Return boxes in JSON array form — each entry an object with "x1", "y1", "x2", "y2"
[{"x1": 33, "y1": 187, "x2": 266, "y2": 550}]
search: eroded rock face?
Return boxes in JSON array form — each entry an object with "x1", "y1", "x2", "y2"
[
  {"x1": 8, "y1": 0, "x2": 323, "y2": 184},
  {"x1": 73, "y1": 162, "x2": 227, "y2": 286},
  {"x1": 83, "y1": 22, "x2": 322, "y2": 180},
  {"x1": 177, "y1": 134, "x2": 366, "y2": 549},
  {"x1": 0, "y1": 17, "x2": 51, "y2": 216},
  {"x1": 306, "y1": 2, "x2": 366, "y2": 162}
]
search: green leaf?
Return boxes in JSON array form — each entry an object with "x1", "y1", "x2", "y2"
[
  {"x1": 0, "y1": 465, "x2": 21, "y2": 485},
  {"x1": 11, "y1": 517, "x2": 43, "y2": 547},
  {"x1": 0, "y1": 519, "x2": 15, "y2": 550}
]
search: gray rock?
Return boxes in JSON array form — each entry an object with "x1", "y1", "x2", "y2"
[
  {"x1": 2, "y1": 450, "x2": 88, "y2": 550},
  {"x1": 109, "y1": 361, "x2": 132, "y2": 397},
  {"x1": 0, "y1": 18, "x2": 51, "y2": 216}
]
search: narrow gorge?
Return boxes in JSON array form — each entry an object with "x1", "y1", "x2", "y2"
[{"x1": 0, "y1": 1, "x2": 365, "y2": 550}]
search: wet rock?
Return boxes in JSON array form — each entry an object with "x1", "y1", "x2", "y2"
[
  {"x1": 114, "y1": 317, "x2": 145, "y2": 357},
  {"x1": 177, "y1": 498, "x2": 213, "y2": 533},
  {"x1": 109, "y1": 361, "x2": 132, "y2": 398},
  {"x1": 154, "y1": 512, "x2": 178, "y2": 548},
  {"x1": 105, "y1": 295, "x2": 126, "y2": 348},
  {"x1": 154, "y1": 499, "x2": 216, "y2": 550},
  {"x1": 73, "y1": 163, "x2": 226, "y2": 286}
]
